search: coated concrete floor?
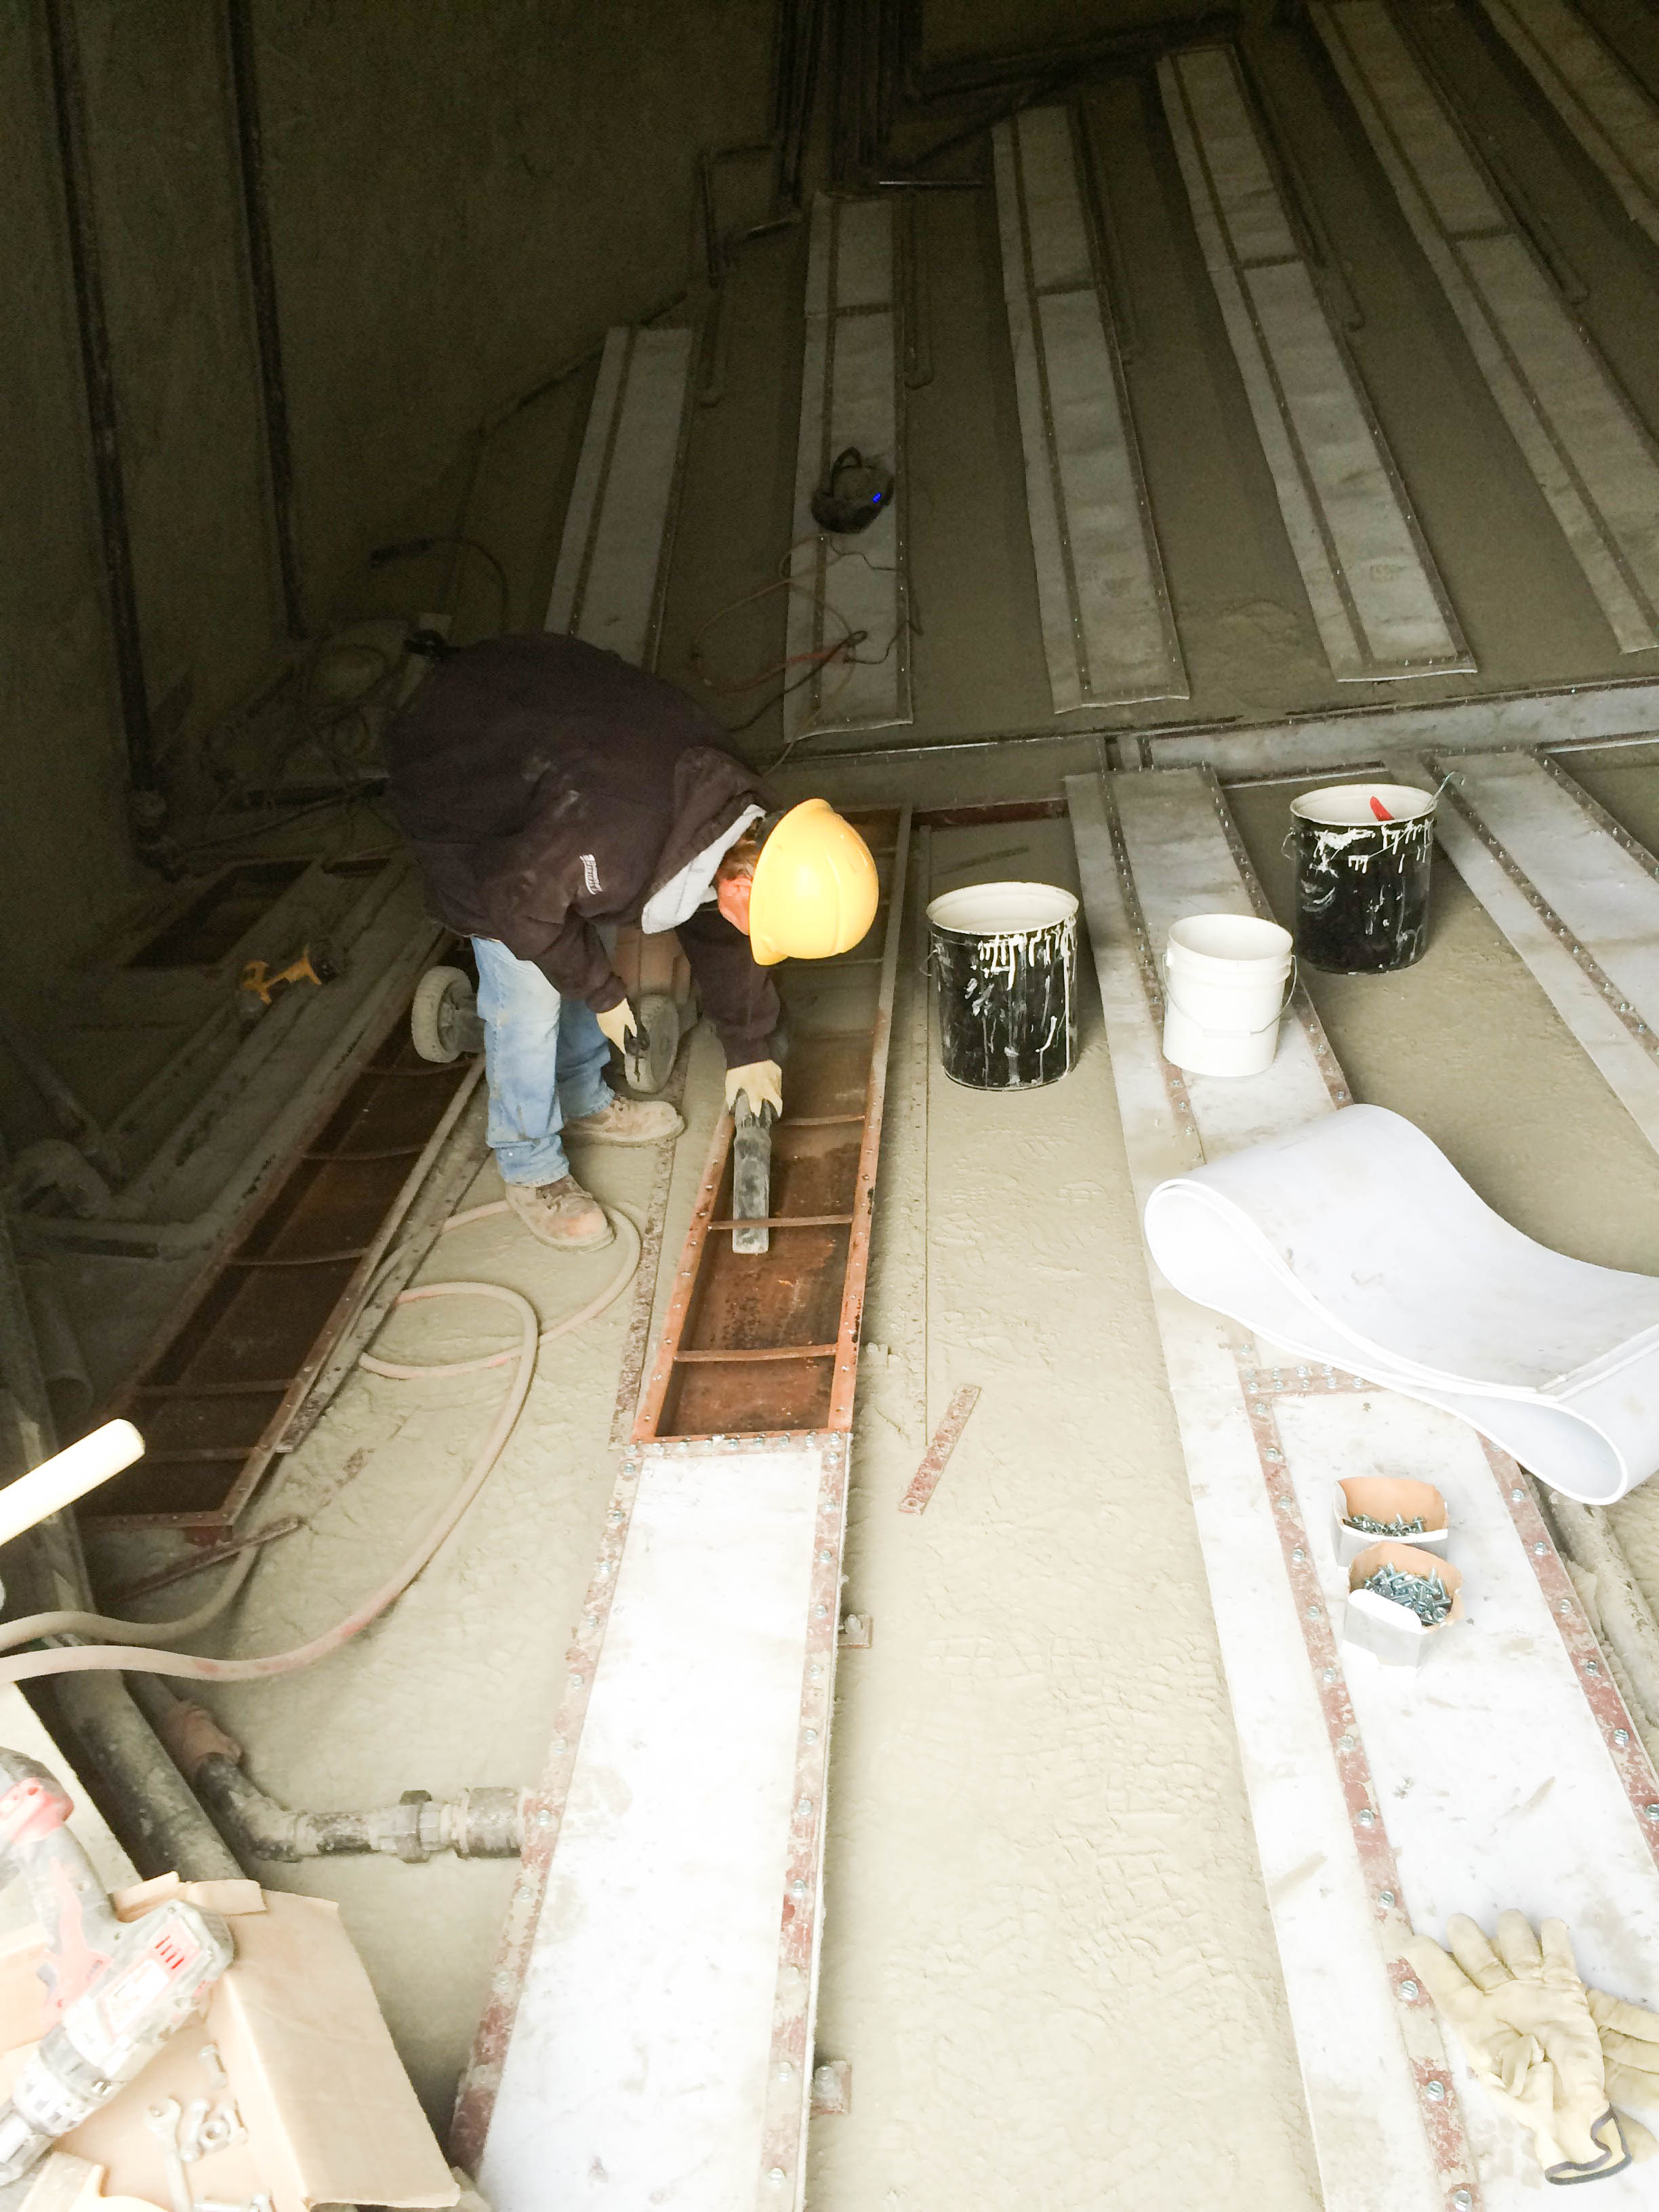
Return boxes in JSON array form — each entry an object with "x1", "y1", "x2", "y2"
[
  {"x1": 68, "y1": 45, "x2": 1659, "y2": 2197},
  {"x1": 92, "y1": 735, "x2": 1659, "y2": 2212}
]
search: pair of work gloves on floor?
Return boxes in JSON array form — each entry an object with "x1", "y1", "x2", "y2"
[{"x1": 1408, "y1": 1911, "x2": 1659, "y2": 2182}]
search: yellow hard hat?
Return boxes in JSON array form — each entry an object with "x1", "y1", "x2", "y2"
[{"x1": 747, "y1": 800, "x2": 879, "y2": 966}]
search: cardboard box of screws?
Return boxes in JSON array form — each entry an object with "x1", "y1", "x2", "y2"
[
  {"x1": 1343, "y1": 1540, "x2": 1465, "y2": 1669},
  {"x1": 1331, "y1": 1476, "x2": 1450, "y2": 1569}
]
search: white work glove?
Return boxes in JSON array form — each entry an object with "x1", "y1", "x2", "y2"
[
  {"x1": 594, "y1": 998, "x2": 638, "y2": 1053},
  {"x1": 725, "y1": 1060, "x2": 783, "y2": 1120},
  {"x1": 1589, "y1": 1984, "x2": 1659, "y2": 2160},
  {"x1": 1405, "y1": 1913, "x2": 1631, "y2": 2182}
]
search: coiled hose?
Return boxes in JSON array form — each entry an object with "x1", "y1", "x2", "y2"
[{"x1": 0, "y1": 1201, "x2": 641, "y2": 1683}]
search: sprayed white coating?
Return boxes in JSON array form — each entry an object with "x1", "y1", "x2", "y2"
[{"x1": 478, "y1": 1437, "x2": 833, "y2": 2212}]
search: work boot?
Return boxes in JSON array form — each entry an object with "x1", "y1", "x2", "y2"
[
  {"x1": 503, "y1": 1176, "x2": 615, "y2": 1250},
  {"x1": 562, "y1": 1096, "x2": 684, "y2": 1145}
]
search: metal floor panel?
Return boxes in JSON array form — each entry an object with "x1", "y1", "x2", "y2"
[
  {"x1": 1430, "y1": 745, "x2": 1659, "y2": 1037},
  {"x1": 1317, "y1": 0, "x2": 1659, "y2": 655},
  {"x1": 1067, "y1": 763, "x2": 1659, "y2": 2211},
  {"x1": 785, "y1": 197, "x2": 912, "y2": 739},
  {"x1": 87, "y1": 1020, "x2": 482, "y2": 1532},
  {"x1": 545, "y1": 323, "x2": 694, "y2": 669},
  {"x1": 1158, "y1": 45, "x2": 1475, "y2": 683},
  {"x1": 632, "y1": 808, "x2": 908, "y2": 1441},
  {"x1": 456, "y1": 819, "x2": 909, "y2": 2207},
  {"x1": 473, "y1": 1431, "x2": 844, "y2": 2212},
  {"x1": 992, "y1": 106, "x2": 1187, "y2": 712},
  {"x1": 1478, "y1": 0, "x2": 1659, "y2": 249}
]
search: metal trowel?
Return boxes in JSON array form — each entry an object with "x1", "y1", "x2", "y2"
[{"x1": 731, "y1": 1099, "x2": 776, "y2": 1256}]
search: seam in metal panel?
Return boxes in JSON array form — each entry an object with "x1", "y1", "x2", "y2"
[
  {"x1": 1315, "y1": 0, "x2": 1659, "y2": 652},
  {"x1": 1159, "y1": 45, "x2": 1474, "y2": 682},
  {"x1": 995, "y1": 106, "x2": 1189, "y2": 712},
  {"x1": 1478, "y1": 0, "x2": 1659, "y2": 249}
]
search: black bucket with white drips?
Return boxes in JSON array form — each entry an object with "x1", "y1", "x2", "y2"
[
  {"x1": 926, "y1": 881, "x2": 1079, "y2": 1090},
  {"x1": 1290, "y1": 783, "x2": 1437, "y2": 975}
]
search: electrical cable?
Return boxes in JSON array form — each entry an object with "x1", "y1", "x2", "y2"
[
  {"x1": 369, "y1": 534, "x2": 510, "y2": 635},
  {"x1": 0, "y1": 1201, "x2": 642, "y2": 1676}
]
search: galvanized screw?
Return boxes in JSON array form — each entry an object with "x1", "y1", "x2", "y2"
[
  {"x1": 1647, "y1": 1805, "x2": 1659, "y2": 1824},
  {"x1": 1511, "y1": 1488, "x2": 1523, "y2": 1503},
  {"x1": 1338, "y1": 1734, "x2": 1355, "y2": 1751},
  {"x1": 1357, "y1": 1808, "x2": 1375, "y2": 1827},
  {"x1": 776, "y1": 2061, "x2": 794, "y2": 2078},
  {"x1": 567, "y1": 1673, "x2": 582, "y2": 1688},
  {"x1": 1307, "y1": 1603, "x2": 1322, "y2": 1619},
  {"x1": 791, "y1": 1881, "x2": 807, "y2": 1898},
  {"x1": 1534, "y1": 1542, "x2": 1547, "y2": 1557},
  {"x1": 1378, "y1": 1889, "x2": 1395, "y2": 1908},
  {"x1": 803, "y1": 1727, "x2": 819, "y2": 1743},
  {"x1": 817, "y1": 1549, "x2": 833, "y2": 1563},
  {"x1": 1614, "y1": 1729, "x2": 1631, "y2": 1746},
  {"x1": 1323, "y1": 1667, "x2": 1338, "y2": 1684},
  {"x1": 1424, "y1": 2079, "x2": 1445, "y2": 2102},
  {"x1": 769, "y1": 2170, "x2": 787, "y2": 2186},
  {"x1": 536, "y1": 1810, "x2": 552, "y2": 1828},
  {"x1": 1292, "y1": 1547, "x2": 1305, "y2": 1561},
  {"x1": 815, "y1": 1605, "x2": 829, "y2": 1618},
  {"x1": 1560, "y1": 1599, "x2": 1572, "y2": 1615},
  {"x1": 1399, "y1": 1979, "x2": 1418, "y2": 2001},
  {"x1": 1453, "y1": 2192, "x2": 1472, "y2": 2211},
  {"x1": 798, "y1": 1797, "x2": 813, "y2": 1816}
]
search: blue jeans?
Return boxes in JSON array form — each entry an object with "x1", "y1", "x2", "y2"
[{"x1": 472, "y1": 937, "x2": 615, "y2": 1186}]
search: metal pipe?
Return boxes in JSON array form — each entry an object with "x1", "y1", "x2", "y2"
[
  {"x1": 146, "y1": 1689, "x2": 524, "y2": 1864},
  {"x1": 0, "y1": 1223, "x2": 238, "y2": 1883},
  {"x1": 224, "y1": 0, "x2": 306, "y2": 639},
  {"x1": 40, "y1": 0, "x2": 157, "y2": 811},
  {"x1": 0, "y1": 1012, "x2": 121, "y2": 1183},
  {"x1": 58, "y1": 1676, "x2": 244, "y2": 1881}
]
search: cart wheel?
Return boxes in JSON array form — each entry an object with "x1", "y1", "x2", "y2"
[
  {"x1": 623, "y1": 991, "x2": 680, "y2": 1094},
  {"x1": 411, "y1": 965, "x2": 477, "y2": 1063}
]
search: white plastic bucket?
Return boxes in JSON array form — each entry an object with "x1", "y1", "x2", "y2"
[{"x1": 1162, "y1": 912, "x2": 1294, "y2": 1078}]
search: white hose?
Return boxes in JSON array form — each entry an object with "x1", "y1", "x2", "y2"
[{"x1": 0, "y1": 1203, "x2": 642, "y2": 1675}]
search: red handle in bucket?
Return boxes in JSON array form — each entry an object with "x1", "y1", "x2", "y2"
[{"x1": 1370, "y1": 795, "x2": 1394, "y2": 821}]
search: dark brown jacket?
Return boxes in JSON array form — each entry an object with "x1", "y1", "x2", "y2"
[{"x1": 385, "y1": 634, "x2": 778, "y2": 1064}]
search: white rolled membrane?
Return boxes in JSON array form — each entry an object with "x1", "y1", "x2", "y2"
[{"x1": 1143, "y1": 1105, "x2": 1659, "y2": 1503}]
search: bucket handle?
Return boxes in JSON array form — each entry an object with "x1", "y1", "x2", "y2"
[{"x1": 1161, "y1": 946, "x2": 1298, "y2": 1009}]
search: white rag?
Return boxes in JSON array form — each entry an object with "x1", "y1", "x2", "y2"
[{"x1": 640, "y1": 805, "x2": 763, "y2": 936}]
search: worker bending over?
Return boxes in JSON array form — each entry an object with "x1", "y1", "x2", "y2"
[{"x1": 386, "y1": 632, "x2": 877, "y2": 1249}]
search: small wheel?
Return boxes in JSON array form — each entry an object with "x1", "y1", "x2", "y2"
[
  {"x1": 623, "y1": 991, "x2": 680, "y2": 1094},
  {"x1": 411, "y1": 965, "x2": 476, "y2": 1063}
]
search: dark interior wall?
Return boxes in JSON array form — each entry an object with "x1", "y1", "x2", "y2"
[
  {"x1": 2, "y1": 0, "x2": 144, "y2": 979},
  {"x1": 1, "y1": 0, "x2": 773, "y2": 983},
  {"x1": 262, "y1": 0, "x2": 773, "y2": 610}
]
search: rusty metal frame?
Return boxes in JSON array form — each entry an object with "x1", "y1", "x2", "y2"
[
  {"x1": 631, "y1": 806, "x2": 912, "y2": 1443},
  {"x1": 88, "y1": 1016, "x2": 483, "y2": 1534}
]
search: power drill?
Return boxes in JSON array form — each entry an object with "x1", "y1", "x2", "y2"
[{"x1": 0, "y1": 1752, "x2": 232, "y2": 2185}]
